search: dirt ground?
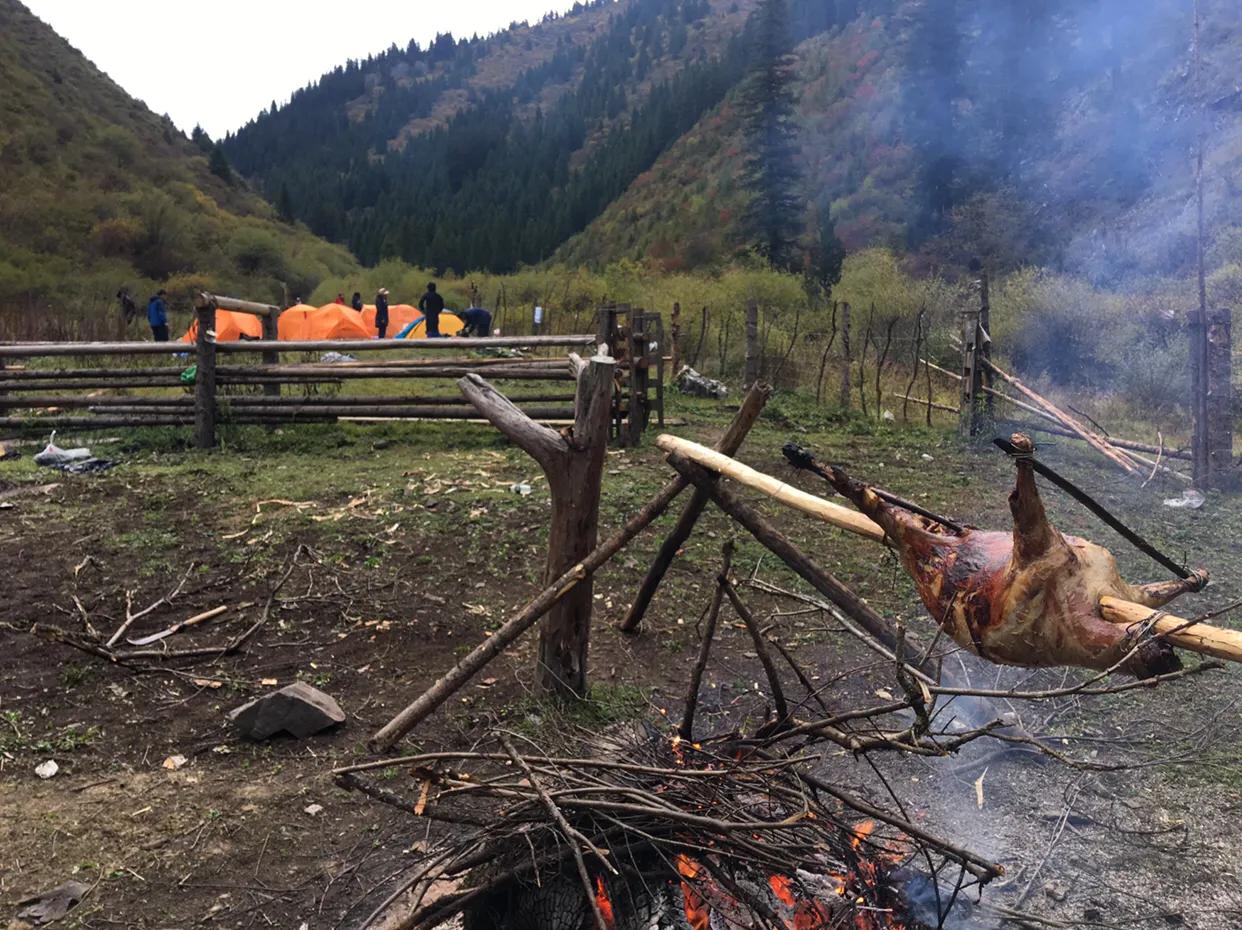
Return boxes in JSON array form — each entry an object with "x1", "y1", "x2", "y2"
[{"x1": 1, "y1": 398, "x2": 1240, "y2": 929}]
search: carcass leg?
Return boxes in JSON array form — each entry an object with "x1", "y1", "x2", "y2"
[
  {"x1": 1007, "y1": 434, "x2": 1065, "y2": 566},
  {"x1": 823, "y1": 465, "x2": 943, "y2": 550},
  {"x1": 1131, "y1": 569, "x2": 1209, "y2": 608}
]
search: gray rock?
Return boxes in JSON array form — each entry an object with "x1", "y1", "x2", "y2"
[
  {"x1": 17, "y1": 880, "x2": 90, "y2": 925},
  {"x1": 228, "y1": 682, "x2": 345, "y2": 740}
]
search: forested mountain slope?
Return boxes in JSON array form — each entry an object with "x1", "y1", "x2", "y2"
[
  {"x1": 225, "y1": 0, "x2": 1242, "y2": 290},
  {"x1": 222, "y1": 0, "x2": 811, "y2": 273},
  {"x1": 0, "y1": 0, "x2": 357, "y2": 324},
  {"x1": 564, "y1": 0, "x2": 1242, "y2": 286}
]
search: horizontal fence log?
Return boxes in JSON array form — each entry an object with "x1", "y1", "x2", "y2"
[
  {"x1": 0, "y1": 379, "x2": 187, "y2": 391},
  {"x1": 0, "y1": 343, "x2": 196, "y2": 358},
  {"x1": 220, "y1": 367, "x2": 575, "y2": 382},
  {"x1": 0, "y1": 366, "x2": 191, "y2": 380},
  {"x1": 5, "y1": 393, "x2": 579, "y2": 410},
  {"x1": 1, "y1": 410, "x2": 577, "y2": 429},
  {"x1": 90, "y1": 405, "x2": 577, "y2": 420},
  {"x1": 216, "y1": 363, "x2": 565, "y2": 377},
  {"x1": 0, "y1": 335, "x2": 594, "y2": 358},
  {"x1": 0, "y1": 357, "x2": 564, "y2": 381},
  {"x1": 215, "y1": 336, "x2": 595, "y2": 353},
  {"x1": 197, "y1": 292, "x2": 279, "y2": 317}
]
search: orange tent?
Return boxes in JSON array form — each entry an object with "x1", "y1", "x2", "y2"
[
  {"x1": 278, "y1": 304, "x2": 371, "y2": 341},
  {"x1": 360, "y1": 303, "x2": 420, "y2": 336},
  {"x1": 181, "y1": 309, "x2": 264, "y2": 343},
  {"x1": 404, "y1": 312, "x2": 465, "y2": 339}
]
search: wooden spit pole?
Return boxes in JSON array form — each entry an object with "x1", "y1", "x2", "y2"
[{"x1": 655, "y1": 434, "x2": 1242, "y2": 664}]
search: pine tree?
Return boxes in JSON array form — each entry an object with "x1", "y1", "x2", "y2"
[
  {"x1": 276, "y1": 181, "x2": 295, "y2": 222},
  {"x1": 191, "y1": 124, "x2": 213, "y2": 154},
  {"x1": 208, "y1": 144, "x2": 234, "y2": 185},
  {"x1": 809, "y1": 194, "x2": 845, "y2": 293},
  {"x1": 902, "y1": 0, "x2": 964, "y2": 243},
  {"x1": 738, "y1": 0, "x2": 804, "y2": 273}
]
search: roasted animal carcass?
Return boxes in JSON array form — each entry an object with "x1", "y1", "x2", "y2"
[{"x1": 823, "y1": 434, "x2": 1208, "y2": 677}]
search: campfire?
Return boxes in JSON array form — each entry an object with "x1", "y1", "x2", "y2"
[{"x1": 338, "y1": 724, "x2": 956, "y2": 930}]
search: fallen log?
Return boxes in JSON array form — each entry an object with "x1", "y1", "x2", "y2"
[
  {"x1": 983, "y1": 359, "x2": 1143, "y2": 476},
  {"x1": 657, "y1": 434, "x2": 1236, "y2": 668},
  {"x1": 619, "y1": 382, "x2": 772, "y2": 633},
  {"x1": 919, "y1": 358, "x2": 1190, "y2": 463}
]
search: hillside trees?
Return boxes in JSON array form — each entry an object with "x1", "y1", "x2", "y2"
[{"x1": 738, "y1": 0, "x2": 804, "y2": 272}]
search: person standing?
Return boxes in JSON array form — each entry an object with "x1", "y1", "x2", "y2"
[
  {"x1": 375, "y1": 287, "x2": 390, "y2": 339},
  {"x1": 351, "y1": 291, "x2": 364, "y2": 312},
  {"x1": 147, "y1": 289, "x2": 169, "y2": 342},
  {"x1": 418, "y1": 282, "x2": 445, "y2": 338},
  {"x1": 116, "y1": 287, "x2": 138, "y2": 326}
]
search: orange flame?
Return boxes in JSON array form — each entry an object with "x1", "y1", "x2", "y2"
[
  {"x1": 593, "y1": 875, "x2": 615, "y2": 930},
  {"x1": 676, "y1": 855, "x2": 710, "y2": 930}
]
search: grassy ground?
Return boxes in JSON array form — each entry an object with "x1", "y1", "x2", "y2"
[{"x1": 0, "y1": 389, "x2": 1239, "y2": 928}]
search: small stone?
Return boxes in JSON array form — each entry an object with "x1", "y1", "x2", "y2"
[
  {"x1": 228, "y1": 682, "x2": 346, "y2": 740},
  {"x1": 1044, "y1": 880, "x2": 1068, "y2": 902},
  {"x1": 372, "y1": 439, "x2": 391, "y2": 450},
  {"x1": 162, "y1": 754, "x2": 188, "y2": 771},
  {"x1": 304, "y1": 803, "x2": 323, "y2": 817},
  {"x1": 35, "y1": 760, "x2": 59, "y2": 779}
]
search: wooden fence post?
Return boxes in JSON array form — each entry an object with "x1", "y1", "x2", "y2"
[
  {"x1": 977, "y1": 268, "x2": 994, "y2": 423},
  {"x1": 839, "y1": 301, "x2": 852, "y2": 410},
  {"x1": 628, "y1": 310, "x2": 651, "y2": 446},
  {"x1": 459, "y1": 356, "x2": 615, "y2": 698},
  {"x1": 1207, "y1": 308, "x2": 1233, "y2": 484},
  {"x1": 958, "y1": 309, "x2": 983, "y2": 438},
  {"x1": 193, "y1": 296, "x2": 218, "y2": 449},
  {"x1": 744, "y1": 300, "x2": 760, "y2": 386},
  {"x1": 670, "y1": 301, "x2": 681, "y2": 375},
  {"x1": 261, "y1": 312, "x2": 280, "y2": 398}
]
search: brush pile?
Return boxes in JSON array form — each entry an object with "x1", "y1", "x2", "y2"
[{"x1": 336, "y1": 718, "x2": 1000, "y2": 930}]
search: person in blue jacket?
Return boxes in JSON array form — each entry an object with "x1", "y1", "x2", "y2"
[
  {"x1": 147, "y1": 289, "x2": 169, "y2": 342},
  {"x1": 458, "y1": 304, "x2": 493, "y2": 337}
]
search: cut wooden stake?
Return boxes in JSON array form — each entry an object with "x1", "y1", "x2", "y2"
[
  {"x1": 125, "y1": 605, "x2": 229, "y2": 646},
  {"x1": 619, "y1": 382, "x2": 771, "y2": 633},
  {"x1": 679, "y1": 541, "x2": 733, "y2": 741},
  {"x1": 655, "y1": 434, "x2": 886, "y2": 544}
]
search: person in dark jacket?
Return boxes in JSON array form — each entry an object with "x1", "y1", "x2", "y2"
[
  {"x1": 418, "y1": 282, "x2": 445, "y2": 338},
  {"x1": 147, "y1": 289, "x2": 169, "y2": 342},
  {"x1": 458, "y1": 305, "x2": 492, "y2": 338},
  {"x1": 116, "y1": 287, "x2": 138, "y2": 326},
  {"x1": 351, "y1": 291, "x2": 363, "y2": 312},
  {"x1": 375, "y1": 288, "x2": 390, "y2": 338}
]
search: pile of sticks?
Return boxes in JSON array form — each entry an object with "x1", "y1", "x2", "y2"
[
  {"x1": 916, "y1": 356, "x2": 1190, "y2": 483},
  {"x1": 336, "y1": 548, "x2": 1003, "y2": 930}
]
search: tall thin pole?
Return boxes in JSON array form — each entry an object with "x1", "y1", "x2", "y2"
[{"x1": 1191, "y1": 0, "x2": 1210, "y2": 482}]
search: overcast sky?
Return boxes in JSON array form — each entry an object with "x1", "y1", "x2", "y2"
[{"x1": 24, "y1": 0, "x2": 584, "y2": 138}]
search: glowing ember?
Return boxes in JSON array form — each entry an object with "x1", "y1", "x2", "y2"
[
  {"x1": 593, "y1": 875, "x2": 615, "y2": 930},
  {"x1": 675, "y1": 854, "x2": 710, "y2": 930}
]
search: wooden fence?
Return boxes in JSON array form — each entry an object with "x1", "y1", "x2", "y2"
[{"x1": 0, "y1": 293, "x2": 663, "y2": 448}]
